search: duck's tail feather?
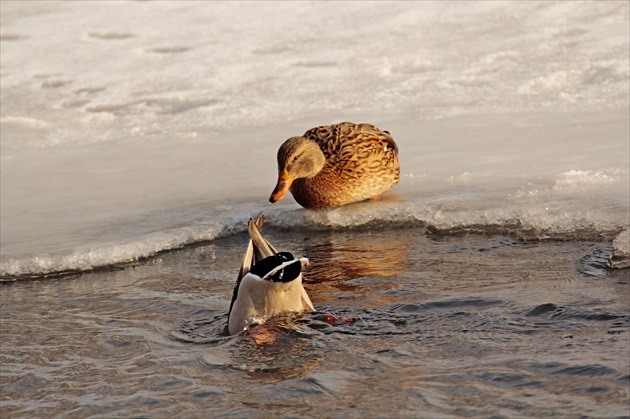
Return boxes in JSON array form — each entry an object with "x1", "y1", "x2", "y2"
[
  {"x1": 248, "y1": 216, "x2": 278, "y2": 263},
  {"x1": 237, "y1": 215, "x2": 266, "y2": 282}
]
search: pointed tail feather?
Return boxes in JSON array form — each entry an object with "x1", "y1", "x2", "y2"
[
  {"x1": 248, "y1": 217, "x2": 278, "y2": 263},
  {"x1": 237, "y1": 215, "x2": 266, "y2": 282}
]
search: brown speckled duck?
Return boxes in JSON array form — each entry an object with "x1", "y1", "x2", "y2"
[{"x1": 269, "y1": 122, "x2": 400, "y2": 209}]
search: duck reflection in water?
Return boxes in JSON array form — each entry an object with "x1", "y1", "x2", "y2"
[{"x1": 301, "y1": 229, "x2": 411, "y2": 308}]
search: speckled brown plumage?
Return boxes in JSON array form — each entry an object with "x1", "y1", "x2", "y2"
[{"x1": 270, "y1": 122, "x2": 400, "y2": 209}]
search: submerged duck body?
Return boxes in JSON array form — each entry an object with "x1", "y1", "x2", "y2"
[
  {"x1": 269, "y1": 122, "x2": 400, "y2": 209},
  {"x1": 227, "y1": 216, "x2": 314, "y2": 335}
]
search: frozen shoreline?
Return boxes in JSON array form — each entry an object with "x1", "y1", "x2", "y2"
[
  {"x1": 1, "y1": 2, "x2": 628, "y2": 277},
  {"x1": 2, "y1": 108, "x2": 629, "y2": 278}
]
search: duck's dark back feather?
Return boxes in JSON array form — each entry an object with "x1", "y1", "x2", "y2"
[{"x1": 249, "y1": 252, "x2": 301, "y2": 283}]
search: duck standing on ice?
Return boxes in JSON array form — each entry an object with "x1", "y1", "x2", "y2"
[
  {"x1": 227, "y1": 216, "x2": 314, "y2": 335},
  {"x1": 269, "y1": 122, "x2": 400, "y2": 209}
]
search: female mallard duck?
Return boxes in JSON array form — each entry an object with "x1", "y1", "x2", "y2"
[
  {"x1": 227, "y1": 216, "x2": 314, "y2": 335},
  {"x1": 269, "y1": 122, "x2": 400, "y2": 209}
]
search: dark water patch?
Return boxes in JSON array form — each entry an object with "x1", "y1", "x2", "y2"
[
  {"x1": 391, "y1": 298, "x2": 504, "y2": 313},
  {"x1": 309, "y1": 310, "x2": 369, "y2": 335},
  {"x1": 153, "y1": 378, "x2": 191, "y2": 390},
  {"x1": 310, "y1": 308, "x2": 419, "y2": 337},
  {"x1": 577, "y1": 245, "x2": 614, "y2": 278},
  {"x1": 375, "y1": 347, "x2": 414, "y2": 358},
  {"x1": 169, "y1": 315, "x2": 231, "y2": 345},
  {"x1": 526, "y1": 303, "x2": 563, "y2": 317},
  {"x1": 581, "y1": 386, "x2": 611, "y2": 393},
  {"x1": 120, "y1": 299, "x2": 179, "y2": 314},
  {"x1": 557, "y1": 311, "x2": 627, "y2": 322},
  {"x1": 525, "y1": 303, "x2": 628, "y2": 324},
  {"x1": 379, "y1": 288, "x2": 417, "y2": 296},
  {"x1": 448, "y1": 237, "x2": 537, "y2": 254},
  {"x1": 446, "y1": 311, "x2": 473, "y2": 318},
  {"x1": 554, "y1": 364, "x2": 625, "y2": 380},
  {"x1": 527, "y1": 362, "x2": 626, "y2": 380},
  {"x1": 185, "y1": 307, "x2": 223, "y2": 318},
  {"x1": 190, "y1": 388, "x2": 225, "y2": 400},
  {"x1": 475, "y1": 372, "x2": 545, "y2": 389}
]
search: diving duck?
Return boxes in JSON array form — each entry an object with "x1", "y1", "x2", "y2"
[
  {"x1": 269, "y1": 122, "x2": 400, "y2": 209},
  {"x1": 227, "y1": 216, "x2": 314, "y2": 335}
]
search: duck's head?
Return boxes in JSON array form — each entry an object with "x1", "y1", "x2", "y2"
[{"x1": 269, "y1": 137, "x2": 325, "y2": 203}]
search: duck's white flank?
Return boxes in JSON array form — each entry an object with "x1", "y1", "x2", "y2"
[{"x1": 228, "y1": 258, "x2": 313, "y2": 335}]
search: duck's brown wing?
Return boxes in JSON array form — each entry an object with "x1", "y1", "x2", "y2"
[
  {"x1": 304, "y1": 122, "x2": 399, "y2": 175},
  {"x1": 303, "y1": 122, "x2": 347, "y2": 164}
]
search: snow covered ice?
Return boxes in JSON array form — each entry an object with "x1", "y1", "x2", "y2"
[{"x1": 1, "y1": 1, "x2": 628, "y2": 277}]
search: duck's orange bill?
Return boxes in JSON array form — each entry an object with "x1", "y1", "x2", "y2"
[{"x1": 269, "y1": 169, "x2": 294, "y2": 203}]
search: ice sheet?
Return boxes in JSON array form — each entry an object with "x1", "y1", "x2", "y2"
[{"x1": 1, "y1": 1, "x2": 628, "y2": 277}]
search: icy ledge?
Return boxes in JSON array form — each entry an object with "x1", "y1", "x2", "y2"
[{"x1": 608, "y1": 229, "x2": 630, "y2": 269}]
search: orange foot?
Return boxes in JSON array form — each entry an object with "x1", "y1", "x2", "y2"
[
  {"x1": 371, "y1": 195, "x2": 380, "y2": 201},
  {"x1": 324, "y1": 313, "x2": 354, "y2": 325},
  {"x1": 244, "y1": 324, "x2": 281, "y2": 345}
]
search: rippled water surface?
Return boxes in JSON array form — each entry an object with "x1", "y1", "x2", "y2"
[{"x1": 1, "y1": 229, "x2": 628, "y2": 418}]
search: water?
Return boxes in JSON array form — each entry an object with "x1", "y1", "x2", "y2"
[
  {"x1": 1, "y1": 231, "x2": 629, "y2": 417},
  {"x1": 1, "y1": 2, "x2": 629, "y2": 417}
]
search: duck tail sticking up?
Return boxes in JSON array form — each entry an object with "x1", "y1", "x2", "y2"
[{"x1": 227, "y1": 216, "x2": 314, "y2": 335}]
